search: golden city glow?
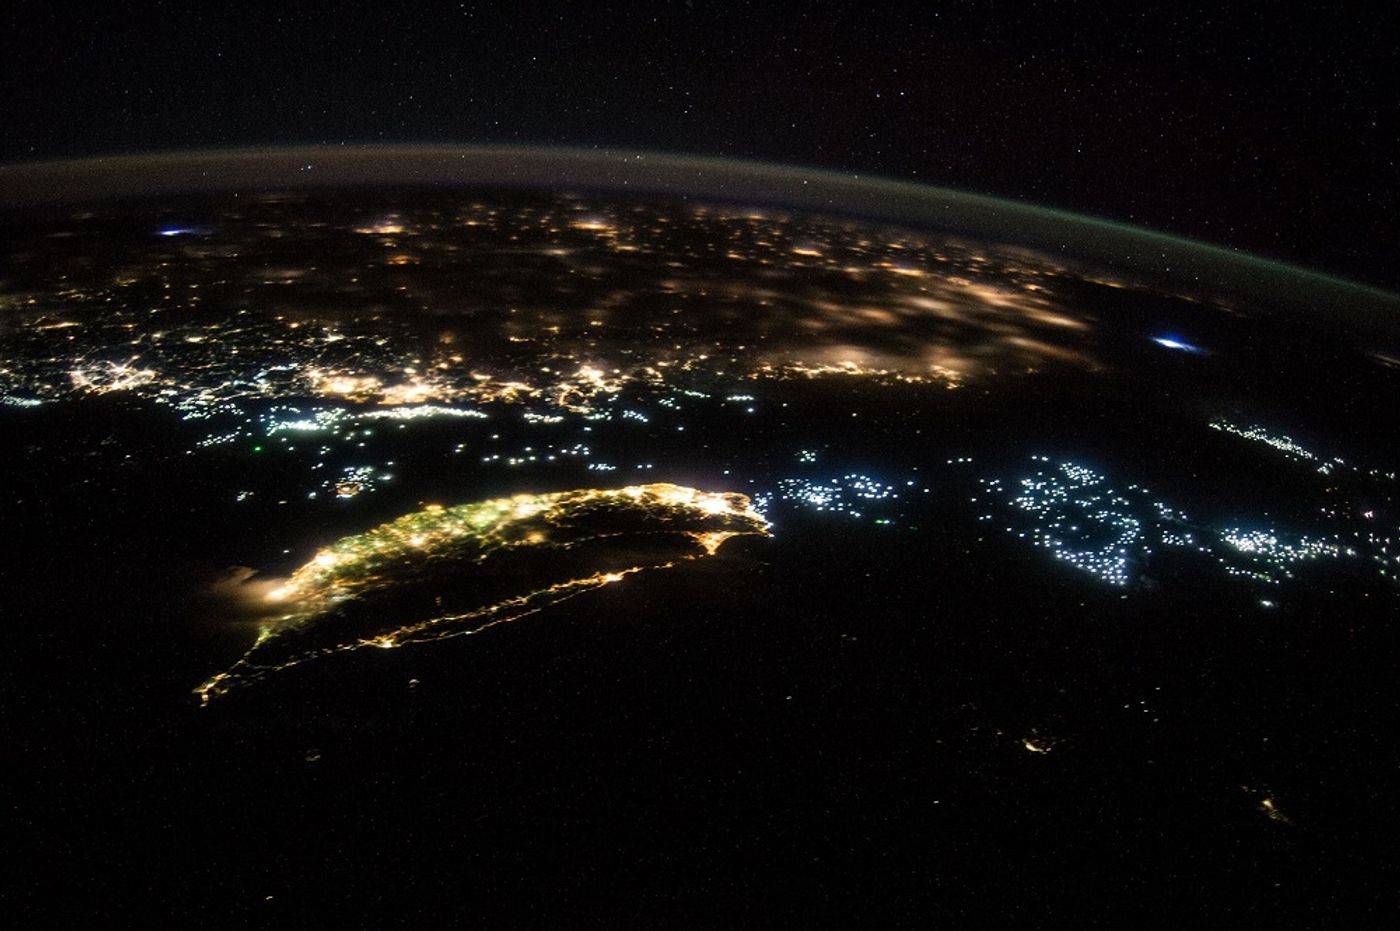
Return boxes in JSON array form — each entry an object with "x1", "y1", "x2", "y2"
[
  {"x1": 1240, "y1": 785, "x2": 1294, "y2": 826},
  {"x1": 195, "y1": 483, "x2": 769, "y2": 704},
  {"x1": 4, "y1": 198, "x2": 1126, "y2": 424}
]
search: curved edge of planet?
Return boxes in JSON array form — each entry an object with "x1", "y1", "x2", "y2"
[{"x1": 2, "y1": 143, "x2": 1396, "y2": 328}]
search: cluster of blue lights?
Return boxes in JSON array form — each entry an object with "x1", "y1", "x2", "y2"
[
  {"x1": 754, "y1": 474, "x2": 909, "y2": 521},
  {"x1": 981, "y1": 448, "x2": 1396, "y2": 594},
  {"x1": 978, "y1": 459, "x2": 1175, "y2": 587}
]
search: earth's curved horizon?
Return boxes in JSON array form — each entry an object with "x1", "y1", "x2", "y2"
[{"x1": 3, "y1": 144, "x2": 1396, "y2": 322}]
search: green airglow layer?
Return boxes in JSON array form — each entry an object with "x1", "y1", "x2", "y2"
[{"x1": 2, "y1": 144, "x2": 1394, "y2": 323}]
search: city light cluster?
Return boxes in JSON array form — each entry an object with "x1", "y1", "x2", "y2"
[{"x1": 194, "y1": 483, "x2": 769, "y2": 703}]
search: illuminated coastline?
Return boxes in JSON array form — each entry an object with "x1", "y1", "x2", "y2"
[{"x1": 195, "y1": 483, "x2": 769, "y2": 703}]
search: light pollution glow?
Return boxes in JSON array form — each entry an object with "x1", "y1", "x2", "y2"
[
  {"x1": 195, "y1": 483, "x2": 769, "y2": 703},
  {"x1": 3, "y1": 195, "x2": 1120, "y2": 431}
]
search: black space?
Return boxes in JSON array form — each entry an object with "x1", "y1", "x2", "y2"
[{"x1": 2, "y1": 2, "x2": 1396, "y2": 289}]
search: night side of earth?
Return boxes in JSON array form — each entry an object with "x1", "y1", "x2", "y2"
[{"x1": 4, "y1": 150, "x2": 1399, "y2": 925}]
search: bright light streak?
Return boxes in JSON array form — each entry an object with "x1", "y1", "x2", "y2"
[{"x1": 1151, "y1": 335, "x2": 1202, "y2": 353}]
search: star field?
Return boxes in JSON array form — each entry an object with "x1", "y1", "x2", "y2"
[{"x1": 2, "y1": 2, "x2": 1396, "y2": 288}]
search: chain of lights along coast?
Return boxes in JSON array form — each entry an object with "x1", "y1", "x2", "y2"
[{"x1": 194, "y1": 483, "x2": 768, "y2": 703}]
